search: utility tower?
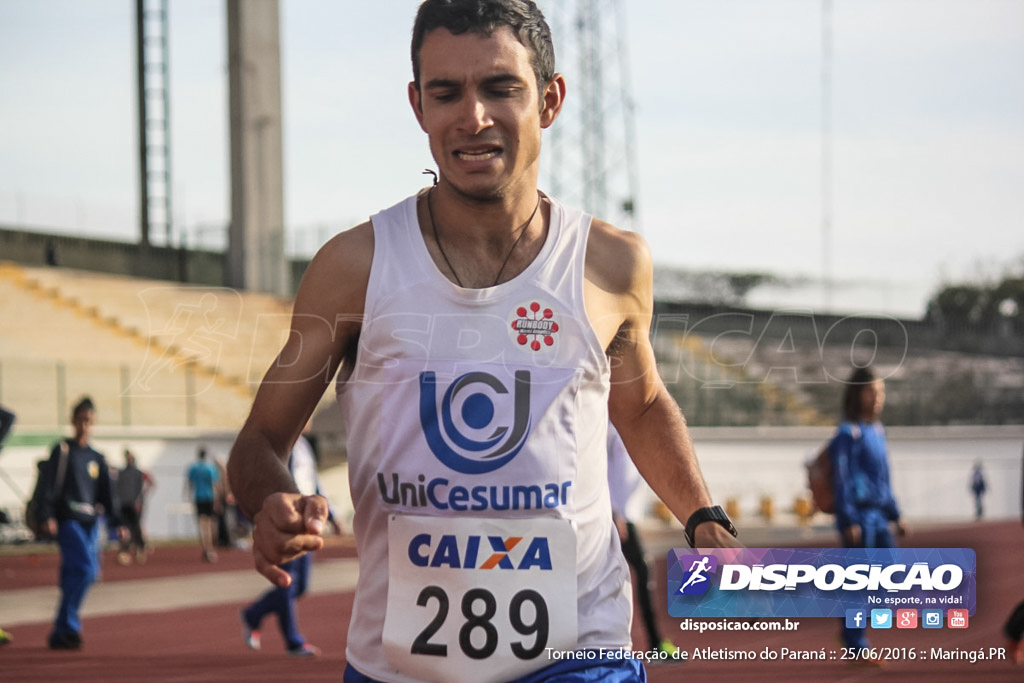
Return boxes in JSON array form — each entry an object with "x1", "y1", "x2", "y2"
[
  {"x1": 134, "y1": 0, "x2": 287, "y2": 295},
  {"x1": 135, "y1": 0, "x2": 173, "y2": 246},
  {"x1": 545, "y1": 0, "x2": 641, "y2": 233}
]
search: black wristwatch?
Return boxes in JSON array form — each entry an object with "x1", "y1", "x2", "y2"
[{"x1": 684, "y1": 505, "x2": 737, "y2": 547}]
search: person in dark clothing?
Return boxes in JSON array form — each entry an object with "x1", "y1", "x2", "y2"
[
  {"x1": 115, "y1": 449, "x2": 154, "y2": 565},
  {"x1": 0, "y1": 403, "x2": 16, "y2": 645},
  {"x1": 0, "y1": 404, "x2": 14, "y2": 445},
  {"x1": 970, "y1": 461, "x2": 987, "y2": 520},
  {"x1": 38, "y1": 396, "x2": 119, "y2": 650},
  {"x1": 214, "y1": 457, "x2": 234, "y2": 549}
]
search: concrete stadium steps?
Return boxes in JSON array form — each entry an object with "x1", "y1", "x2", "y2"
[
  {"x1": 0, "y1": 269, "x2": 147, "y2": 362},
  {"x1": 13, "y1": 265, "x2": 293, "y2": 387},
  {"x1": 653, "y1": 331, "x2": 830, "y2": 426},
  {"x1": 0, "y1": 262, "x2": 292, "y2": 429},
  {"x1": 682, "y1": 320, "x2": 1024, "y2": 425}
]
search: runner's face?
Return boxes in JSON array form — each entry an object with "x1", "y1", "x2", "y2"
[{"x1": 410, "y1": 27, "x2": 561, "y2": 202}]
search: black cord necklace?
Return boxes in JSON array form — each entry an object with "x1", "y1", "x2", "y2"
[{"x1": 426, "y1": 186, "x2": 542, "y2": 288}]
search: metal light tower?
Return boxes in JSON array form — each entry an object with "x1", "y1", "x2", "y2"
[
  {"x1": 135, "y1": 0, "x2": 173, "y2": 246},
  {"x1": 545, "y1": 0, "x2": 641, "y2": 233}
]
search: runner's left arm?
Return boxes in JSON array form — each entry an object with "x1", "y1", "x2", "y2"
[{"x1": 587, "y1": 220, "x2": 740, "y2": 548}]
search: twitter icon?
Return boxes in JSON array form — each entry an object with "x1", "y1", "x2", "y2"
[{"x1": 870, "y1": 609, "x2": 892, "y2": 629}]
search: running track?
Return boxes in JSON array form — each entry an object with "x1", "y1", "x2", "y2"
[{"x1": 1, "y1": 521, "x2": 1021, "y2": 682}]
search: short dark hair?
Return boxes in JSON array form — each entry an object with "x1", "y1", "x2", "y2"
[
  {"x1": 841, "y1": 366, "x2": 876, "y2": 421},
  {"x1": 411, "y1": 0, "x2": 555, "y2": 91},
  {"x1": 72, "y1": 396, "x2": 95, "y2": 419}
]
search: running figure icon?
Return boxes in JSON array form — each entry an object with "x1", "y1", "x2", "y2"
[{"x1": 679, "y1": 556, "x2": 712, "y2": 593}]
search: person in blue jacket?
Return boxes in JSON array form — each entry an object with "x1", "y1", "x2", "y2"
[
  {"x1": 830, "y1": 366, "x2": 906, "y2": 659},
  {"x1": 39, "y1": 396, "x2": 119, "y2": 650}
]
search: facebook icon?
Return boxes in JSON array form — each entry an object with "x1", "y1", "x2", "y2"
[{"x1": 845, "y1": 609, "x2": 866, "y2": 629}]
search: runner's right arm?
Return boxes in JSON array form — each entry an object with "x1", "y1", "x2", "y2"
[{"x1": 228, "y1": 222, "x2": 372, "y2": 587}]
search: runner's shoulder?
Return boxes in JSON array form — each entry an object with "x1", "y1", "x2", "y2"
[{"x1": 585, "y1": 218, "x2": 651, "y2": 295}]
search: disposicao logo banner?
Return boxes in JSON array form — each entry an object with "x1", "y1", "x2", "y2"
[{"x1": 667, "y1": 548, "x2": 976, "y2": 618}]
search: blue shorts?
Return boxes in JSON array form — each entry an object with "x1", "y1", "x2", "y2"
[{"x1": 343, "y1": 651, "x2": 646, "y2": 682}]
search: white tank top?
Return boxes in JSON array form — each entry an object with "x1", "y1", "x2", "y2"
[{"x1": 337, "y1": 192, "x2": 632, "y2": 683}]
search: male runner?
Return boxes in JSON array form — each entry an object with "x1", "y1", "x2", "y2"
[{"x1": 229, "y1": 2, "x2": 738, "y2": 681}]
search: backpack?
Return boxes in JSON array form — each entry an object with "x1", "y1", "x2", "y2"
[
  {"x1": 25, "y1": 440, "x2": 69, "y2": 540},
  {"x1": 806, "y1": 442, "x2": 835, "y2": 514},
  {"x1": 805, "y1": 424, "x2": 862, "y2": 515}
]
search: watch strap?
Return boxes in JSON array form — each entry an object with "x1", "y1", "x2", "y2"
[{"x1": 684, "y1": 505, "x2": 737, "y2": 547}]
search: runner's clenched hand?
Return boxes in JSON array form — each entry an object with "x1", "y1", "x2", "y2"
[{"x1": 251, "y1": 492, "x2": 329, "y2": 587}]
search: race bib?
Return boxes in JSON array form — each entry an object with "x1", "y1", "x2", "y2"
[{"x1": 383, "y1": 515, "x2": 578, "y2": 683}]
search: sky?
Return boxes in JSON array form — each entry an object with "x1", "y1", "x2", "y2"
[{"x1": 1, "y1": 0, "x2": 1022, "y2": 318}]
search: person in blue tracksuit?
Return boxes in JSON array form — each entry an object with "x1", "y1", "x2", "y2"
[
  {"x1": 38, "y1": 396, "x2": 119, "y2": 650},
  {"x1": 830, "y1": 366, "x2": 906, "y2": 658},
  {"x1": 240, "y1": 428, "x2": 340, "y2": 657}
]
